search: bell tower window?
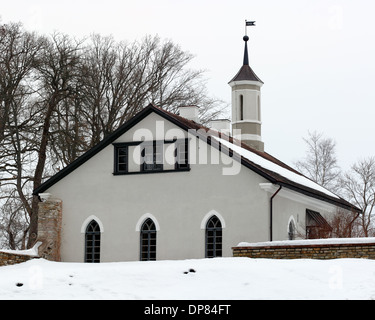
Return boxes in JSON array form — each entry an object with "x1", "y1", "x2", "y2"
[
  {"x1": 258, "y1": 95, "x2": 261, "y2": 121},
  {"x1": 240, "y1": 94, "x2": 244, "y2": 120}
]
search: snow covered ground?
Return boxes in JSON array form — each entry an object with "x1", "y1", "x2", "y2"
[{"x1": 0, "y1": 257, "x2": 374, "y2": 300}]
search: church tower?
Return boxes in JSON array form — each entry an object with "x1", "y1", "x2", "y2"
[{"x1": 229, "y1": 31, "x2": 264, "y2": 152}]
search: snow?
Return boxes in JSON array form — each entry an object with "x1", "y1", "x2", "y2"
[
  {"x1": 0, "y1": 257, "x2": 374, "y2": 300},
  {"x1": 237, "y1": 237, "x2": 375, "y2": 247},
  {"x1": 216, "y1": 137, "x2": 339, "y2": 199},
  {"x1": 0, "y1": 241, "x2": 41, "y2": 257}
]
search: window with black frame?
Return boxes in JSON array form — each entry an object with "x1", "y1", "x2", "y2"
[
  {"x1": 85, "y1": 220, "x2": 101, "y2": 263},
  {"x1": 140, "y1": 218, "x2": 157, "y2": 261},
  {"x1": 205, "y1": 216, "x2": 222, "y2": 258},
  {"x1": 116, "y1": 146, "x2": 128, "y2": 173},
  {"x1": 141, "y1": 141, "x2": 163, "y2": 172},
  {"x1": 113, "y1": 139, "x2": 189, "y2": 174},
  {"x1": 175, "y1": 139, "x2": 189, "y2": 170}
]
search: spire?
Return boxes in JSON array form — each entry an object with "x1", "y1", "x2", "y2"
[
  {"x1": 243, "y1": 35, "x2": 249, "y2": 66},
  {"x1": 229, "y1": 21, "x2": 265, "y2": 152},
  {"x1": 228, "y1": 30, "x2": 263, "y2": 84}
]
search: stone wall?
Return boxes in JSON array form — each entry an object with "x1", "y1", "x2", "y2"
[
  {"x1": 0, "y1": 251, "x2": 34, "y2": 267},
  {"x1": 0, "y1": 196, "x2": 64, "y2": 264},
  {"x1": 232, "y1": 239, "x2": 375, "y2": 260},
  {"x1": 36, "y1": 196, "x2": 63, "y2": 261}
]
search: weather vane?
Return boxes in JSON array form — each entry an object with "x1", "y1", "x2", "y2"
[{"x1": 245, "y1": 20, "x2": 256, "y2": 36}]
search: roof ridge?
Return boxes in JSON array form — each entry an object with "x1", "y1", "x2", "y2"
[{"x1": 152, "y1": 106, "x2": 311, "y2": 178}]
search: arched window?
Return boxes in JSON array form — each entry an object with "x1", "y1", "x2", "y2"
[
  {"x1": 288, "y1": 220, "x2": 296, "y2": 240},
  {"x1": 85, "y1": 220, "x2": 101, "y2": 263},
  {"x1": 140, "y1": 218, "x2": 157, "y2": 261},
  {"x1": 205, "y1": 216, "x2": 222, "y2": 258},
  {"x1": 240, "y1": 95, "x2": 244, "y2": 120}
]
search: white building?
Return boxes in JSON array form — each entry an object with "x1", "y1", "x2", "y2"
[{"x1": 33, "y1": 34, "x2": 359, "y2": 262}]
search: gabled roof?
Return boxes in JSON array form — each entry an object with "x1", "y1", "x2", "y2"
[{"x1": 33, "y1": 104, "x2": 360, "y2": 213}]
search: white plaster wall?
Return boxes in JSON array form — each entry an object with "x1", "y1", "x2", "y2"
[
  {"x1": 232, "y1": 90, "x2": 260, "y2": 123},
  {"x1": 271, "y1": 188, "x2": 341, "y2": 241},
  {"x1": 46, "y1": 112, "x2": 271, "y2": 262}
]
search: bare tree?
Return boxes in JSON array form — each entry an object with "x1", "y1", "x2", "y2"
[
  {"x1": 0, "y1": 189, "x2": 30, "y2": 249},
  {"x1": 340, "y1": 157, "x2": 375, "y2": 237},
  {"x1": 295, "y1": 131, "x2": 341, "y2": 192},
  {"x1": 0, "y1": 22, "x2": 228, "y2": 249},
  {"x1": 79, "y1": 34, "x2": 226, "y2": 149},
  {"x1": 0, "y1": 22, "x2": 44, "y2": 141},
  {"x1": 0, "y1": 22, "x2": 45, "y2": 249},
  {"x1": 327, "y1": 208, "x2": 362, "y2": 238},
  {"x1": 28, "y1": 33, "x2": 83, "y2": 247}
]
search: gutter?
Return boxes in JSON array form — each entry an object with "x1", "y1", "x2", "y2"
[{"x1": 270, "y1": 185, "x2": 282, "y2": 242}]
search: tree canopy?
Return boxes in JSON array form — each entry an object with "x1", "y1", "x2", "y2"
[{"x1": 0, "y1": 22, "x2": 227, "y2": 249}]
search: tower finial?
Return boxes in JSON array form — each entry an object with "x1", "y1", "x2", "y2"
[{"x1": 243, "y1": 20, "x2": 255, "y2": 66}]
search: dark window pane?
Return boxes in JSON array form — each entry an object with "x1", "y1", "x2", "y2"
[
  {"x1": 115, "y1": 146, "x2": 128, "y2": 173},
  {"x1": 119, "y1": 148, "x2": 127, "y2": 156},
  {"x1": 176, "y1": 140, "x2": 189, "y2": 169},
  {"x1": 85, "y1": 220, "x2": 101, "y2": 263},
  {"x1": 142, "y1": 142, "x2": 164, "y2": 171},
  {"x1": 118, "y1": 156, "x2": 127, "y2": 164},
  {"x1": 118, "y1": 164, "x2": 127, "y2": 172},
  {"x1": 205, "y1": 216, "x2": 223, "y2": 258},
  {"x1": 140, "y1": 219, "x2": 157, "y2": 261}
]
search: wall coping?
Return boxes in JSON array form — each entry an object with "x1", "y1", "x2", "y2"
[
  {"x1": 233, "y1": 237, "x2": 375, "y2": 250},
  {"x1": 0, "y1": 242, "x2": 41, "y2": 258}
]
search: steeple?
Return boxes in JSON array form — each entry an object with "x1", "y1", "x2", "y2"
[
  {"x1": 229, "y1": 24, "x2": 264, "y2": 152},
  {"x1": 243, "y1": 35, "x2": 249, "y2": 66},
  {"x1": 229, "y1": 35, "x2": 263, "y2": 84}
]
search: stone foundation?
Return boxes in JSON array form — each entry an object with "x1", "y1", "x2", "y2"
[{"x1": 36, "y1": 196, "x2": 62, "y2": 261}]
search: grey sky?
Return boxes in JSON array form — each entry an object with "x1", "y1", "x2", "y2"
[{"x1": 1, "y1": 0, "x2": 374, "y2": 171}]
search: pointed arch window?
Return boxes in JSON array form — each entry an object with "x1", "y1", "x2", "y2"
[
  {"x1": 288, "y1": 220, "x2": 296, "y2": 240},
  {"x1": 205, "y1": 216, "x2": 222, "y2": 258},
  {"x1": 140, "y1": 218, "x2": 157, "y2": 261},
  {"x1": 85, "y1": 220, "x2": 101, "y2": 263}
]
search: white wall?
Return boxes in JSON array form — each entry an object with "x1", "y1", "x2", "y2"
[
  {"x1": 270, "y1": 187, "x2": 341, "y2": 241},
  {"x1": 44, "y1": 112, "x2": 343, "y2": 262},
  {"x1": 46, "y1": 112, "x2": 271, "y2": 262}
]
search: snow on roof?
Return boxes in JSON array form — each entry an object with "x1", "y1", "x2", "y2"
[{"x1": 215, "y1": 137, "x2": 339, "y2": 199}]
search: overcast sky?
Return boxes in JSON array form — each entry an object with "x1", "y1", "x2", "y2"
[{"x1": 1, "y1": 0, "x2": 375, "y2": 171}]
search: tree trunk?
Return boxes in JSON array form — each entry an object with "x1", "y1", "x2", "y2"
[{"x1": 27, "y1": 96, "x2": 56, "y2": 248}]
